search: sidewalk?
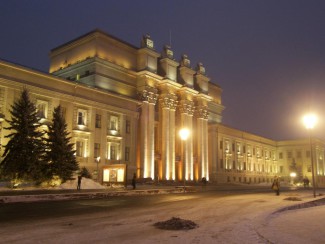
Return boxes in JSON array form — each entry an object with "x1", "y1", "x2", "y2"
[
  {"x1": 0, "y1": 184, "x2": 196, "y2": 204},
  {"x1": 256, "y1": 191, "x2": 325, "y2": 244}
]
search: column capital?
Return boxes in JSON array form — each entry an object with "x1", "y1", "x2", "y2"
[
  {"x1": 139, "y1": 86, "x2": 158, "y2": 104},
  {"x1": 195, "y1": 105, "x2": 209, "y2": 119},
  {"x1": 159, "y1": 93, "x2": 178, "y2": 110},
  {"x1": 179, "y1": 100, "x2": 195, "y2": 115}
]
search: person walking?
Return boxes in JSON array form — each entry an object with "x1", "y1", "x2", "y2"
[
  {"x1": 303, "y1": 177, "x2": 310, "y2": 188},
  {"x1": 132, "y1": 173, "x2": 136, "y2": 190},
  {"x1": 77, "y1": 175, "x2": 82, "y2": 190},
  {"x1": 201, "y1": 177, "x2": 207, "y2": 190},
  {"x1": 271, "y1": 176, "x2": 280, "y2": 195}
]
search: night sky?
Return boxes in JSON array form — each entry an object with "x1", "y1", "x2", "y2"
[{"x1": 1, "y1": 1, "x2": 325, "y2": 141}]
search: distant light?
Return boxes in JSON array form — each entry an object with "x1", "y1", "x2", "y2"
[
  {"x1": 303, "y1": 113, "x2": 318, "y2": 129},
  {"x1": 290, "y1": 172, "x2": 296, "y2": 178},
  {"x1": 179, "y1": 128, "x2": 190, "y2": 141}
]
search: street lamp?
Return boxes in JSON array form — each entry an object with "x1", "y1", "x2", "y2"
[
  {"x1": 303, "y1": 113, "x2": 317, "y2": 198},
  {"x1": 179, "y1": 128, "x2": 190, "y2": 192},
  {"x1": 96, "y1": 156, "x2": 100, "y2": 182}
]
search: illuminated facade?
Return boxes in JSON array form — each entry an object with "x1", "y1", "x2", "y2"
[
  {"x1": 209, "y1": 124, "x2": 325, "y2": 186},
  {"x1": 0, "y1": 29, "x2": 324, "y2": 186}
]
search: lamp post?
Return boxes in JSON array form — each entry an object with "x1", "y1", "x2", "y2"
[
  {"x1": 303, "y1": 113, "x2": 317, "y2": 198},
  {"x1": 96, "y1": 156, "x2": 100, "y2": 182},
  {"x1": 179, "y1": 128, "x2": 190, "y2": 192}
]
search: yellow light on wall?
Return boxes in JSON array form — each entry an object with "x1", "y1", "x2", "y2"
[
  {"x1": 179, "y1": 128, "x2": 190, "y2": 141},
  {"x1": 290, "y1": 172, "x2": 297, "y2": 178},
  {"x1": 179, "y1": 128, "x2": 190, "y2": 192}
]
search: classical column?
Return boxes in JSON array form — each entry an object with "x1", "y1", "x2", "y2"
[
  {"x1": 179, "y1": 100, "x2": 195, "y2": 180},
  {"x1": 208, "y1": 126, "x2": 218, "y2": 181},
  {"x1": 139, "y1": 86, "x2": 158, "y2": 179},
  {"x1": 160, "y1": 93, "x2": 178, "y2": 180},
  {"x1": 196, "y1": 105, "x2": 209, "y2": 180}
]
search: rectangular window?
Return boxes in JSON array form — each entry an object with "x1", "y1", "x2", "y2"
[
  {"x1": 297, "y1": 151, "x2": 302, "y2": 158},
  {"x1": 125, "y1": 147, "x2": 130, "y2": 161},
  {"x1": 110, "y1": 146, "x2": 116, "y2": 160},
  {"x1": 126, "y1": 120, "x2": 130, "y2": 134},
  {"x1": 236, "y1": 143, "x2": 241, "y2": 154},
  {"x1": 287, "y1": 151, "x2": 292, "y2": 159},
  {"x1": 76, "y1": 141, "x2": 84, "y2": 157},
  {"x1": 61, "y1": 107, "x2": 67, "y2": 120},
  {"x1": 77, "y1": 109, "x2": 86, "y2": 125},
  {"x1": 36, "y1": 100, "x2": 48, "y2": 119},
  {"x1": 307, "y1": 165, "x2": 312, "y2": 172},
  {"x1": 280, "y1": 166, "x2": 284, "y2": 173},
  {"x1": 110, "y1": 115, "x2": 118, "y2": 130},
  {"x1": 95, "y1": 114, "x2": 101, "y2": 128},
  {"x1": 279, "y1": 152, "x2": 283, "y2": 159},
  {"x1": 220, "y1": 141, "x2": 223, "y2": 150},
  {"x1": 94, "y1": 143, "x2": 100, "y2": 158},
  {"x1": 306, "y1": 151, "x2": 311, "y2": 158}
]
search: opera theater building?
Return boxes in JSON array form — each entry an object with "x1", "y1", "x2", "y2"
[{"x1": 0, "y1": 29, "x2": 324, "y2": 187}]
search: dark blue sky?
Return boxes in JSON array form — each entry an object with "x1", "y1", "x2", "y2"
[{"x1": 1, "y1": 0, "x2": 325, "y2": 140}]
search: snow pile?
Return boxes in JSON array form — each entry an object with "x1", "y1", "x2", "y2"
[
  {"x1": 154, "y1": 217, "x2": 198, "y2": 230},
  {"x1": 59, "y1": 177, "x2": 106, "y2": 190}
]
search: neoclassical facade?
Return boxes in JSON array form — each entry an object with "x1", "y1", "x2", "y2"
[{"x1": 0, "y1": 29, "x2": 324, "y2": 186}]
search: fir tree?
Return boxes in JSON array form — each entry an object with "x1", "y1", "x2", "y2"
[
  {"x1": 46, "y1": 105, "x2": 79, "y2": 182},
  {"x1": 80, "y1": 167, "x2": 92, "y2": 179},
  {"x1": 0, "y1": 88, "x2": 47, "y2": 182}
]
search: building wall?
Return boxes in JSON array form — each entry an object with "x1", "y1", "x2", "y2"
[
  {"x1": 277, "y1": 139, "x2": 325, "y2": 186},
  {"x1": 1, "y1": 29, "x2": 325, "y2": 187},
  {"x1": 209, "y1": 124, "x2": 281, "y2": 184},
  {"x1": 0, "y1": 60, "x2": 140, "y2": 182},
  {"x1": 49, "y1": 30, "x2": 224, "y2": 182}
]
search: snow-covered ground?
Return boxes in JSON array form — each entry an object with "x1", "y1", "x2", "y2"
[
  {"x1": 0, "y1": 181, "x2": 324, "y2": 243},
  {"x1": 59, "y1": 177, "x2": 106, "y2": 190}
]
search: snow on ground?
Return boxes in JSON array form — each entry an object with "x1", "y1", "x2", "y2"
[
  {"x1": 0, "y1": 185, "x2": 324, "y2": 243},
  {"x1": 59, "y1": 177, "x2": 106, "y2": 190}
]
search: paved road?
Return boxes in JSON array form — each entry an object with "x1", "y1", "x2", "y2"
[
  {"x1": 1, "y1": 186, "x2": 322, "y2": 243},
  {"x1": 0, "y1": 186, "x2": 266, "y2": 222}
]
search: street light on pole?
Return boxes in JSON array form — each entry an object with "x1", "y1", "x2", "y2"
[
  {"x1": 179, "y1": 128, "x2": 190, "y2": 192},
  {"x1": 303, "y1": 113, "x2": 318, "y2": 198}
]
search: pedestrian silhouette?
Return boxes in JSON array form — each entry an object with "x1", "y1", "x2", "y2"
[
  {"x1": 202, "y1": 177, "x2": 207, "y2": 190},
  {"x1": 132, "y1": 173, "x2": 136, "y2": 190},
  {"x1": 303, "y1": 177, "x2": 310, "y2": 188},
  {"x1": 271, "y1": 176, "x2": 280, "y2": 195},
  {"x1": 77, "y1": 175, "x2": 82, "y2": 190}
]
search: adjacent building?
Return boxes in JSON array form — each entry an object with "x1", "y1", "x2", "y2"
[{"x1": 0, "y1": 29, "x2": 324, "y2": 186}]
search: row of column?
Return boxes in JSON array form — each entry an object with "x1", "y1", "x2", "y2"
[{"x1": 139, "y1": 85, "x2": 209, "y2": 181}]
